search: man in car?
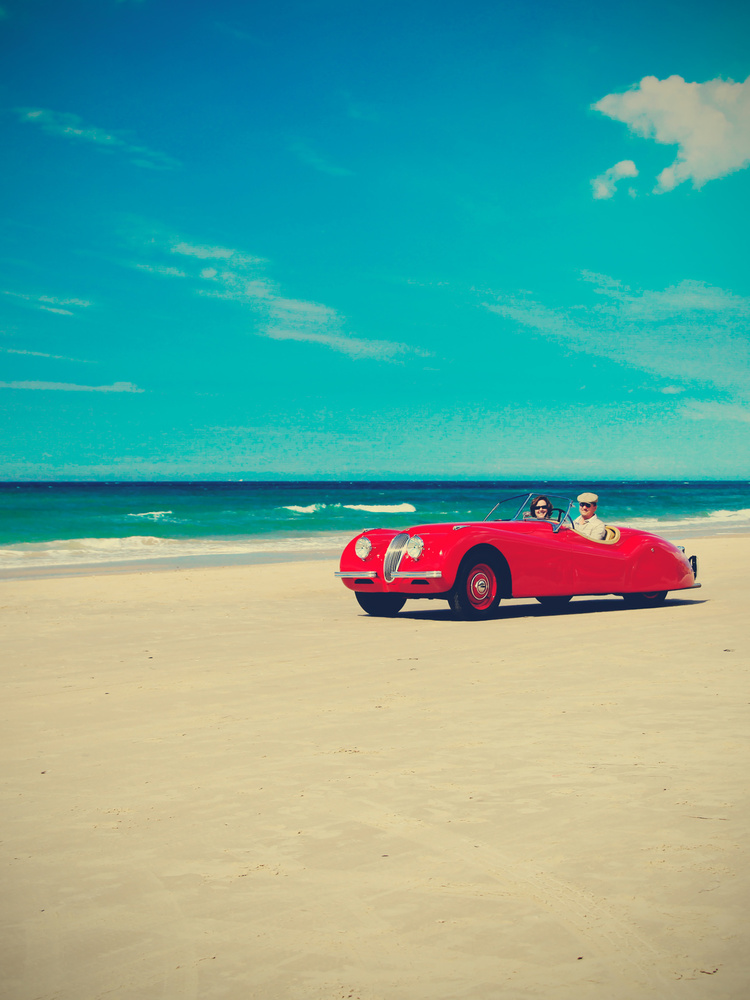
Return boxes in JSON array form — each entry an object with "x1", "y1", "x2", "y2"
[{"x1": 574, "y1": 492, "x2": 607, "y2": 540}]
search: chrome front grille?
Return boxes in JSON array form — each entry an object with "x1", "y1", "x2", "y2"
[{"x1": 383, "y1": 532, "x2": 410, "y2": 583}]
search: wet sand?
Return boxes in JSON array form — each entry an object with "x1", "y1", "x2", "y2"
[{"x1": 1, "y1": 535, "x2": 748, "y2": 999}]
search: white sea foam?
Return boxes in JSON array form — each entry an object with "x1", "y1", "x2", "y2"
[
  {"x1": 612, "y1": 508, "x2": 750, "y2": 542},
  {"x1": 127, "y1": 510, "x2": 174, "y2": 519},
  {"x1": 622, "y1": 507, "x2": 750, "y2": 534},
  {"x1": 343, "y1": 503, "x2": 416, "y2": 513},
  {"x1": 3, "y1": 504, "x2": 747, "y2": 572},
  {"x1": 0, "y1": 532, "x2": 352, "y2": 570},
  {"x1": 282, "y1": 501, "x2": 417, "y2": 515}
]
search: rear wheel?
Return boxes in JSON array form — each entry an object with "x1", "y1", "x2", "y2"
[
  {"x1": 622, "y1": 591, "x2": 667, "y2": 608},
  {"x1": 535, "y1": 595, "x2": 572, "y2": 609},
  {"x1": 450, "y1": 560, "x2": 501, "y2": 620},
  {"x1": 355, "y1": 592, "x2": 407, "y2": 617}
]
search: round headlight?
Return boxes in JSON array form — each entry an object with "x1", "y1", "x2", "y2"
[
  {"x1": 406, "y1": 535, "x2": 424, "y2": 560},
  {"x1": 355, "y1": 536, "x2": 372, "y2": 560}
]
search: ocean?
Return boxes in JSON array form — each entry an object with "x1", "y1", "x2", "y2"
[{"x1": 1, "y1": 480, "x2": 748, "y2": 575}]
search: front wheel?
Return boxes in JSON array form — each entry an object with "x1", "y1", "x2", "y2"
[
  {"x1": 622, "y1": 591, "x2": 667, "y2": 608},
  {"x1": 355, "y1": 592, "x2": 407, "y2": 617},
  {"x1": 450, "y1": 561, "x2": 501, "y2": 620}
]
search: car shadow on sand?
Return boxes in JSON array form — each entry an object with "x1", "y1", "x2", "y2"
[{"x1": 386, "y1": 595, "x2": 707, "y2": 623}]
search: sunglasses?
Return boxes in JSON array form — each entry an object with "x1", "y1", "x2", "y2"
[
  {"x1": 579, "y1": 502, "x2": 595, "y2": 509},
  {"x1": 534, "y1": 505, "x2": 551, "y2": 511}
]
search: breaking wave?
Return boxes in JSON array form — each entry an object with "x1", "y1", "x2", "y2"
[
  {"x1": 127, "y1": 510, "x2": 175, "y2": 520},
  {"x1": 2, "y1": 487, "x2": 748, "y2": 573},
  {"x1": 623, "y1": 507, "x2": 750, "y2": 536},
  {"x1": 0, "y1": 532, "x2": 352, "y2": 570},
  {"x1": 282, "y1": 502, "x2": 417, "y2": 514},
  {"x1": 343, "y1": 503, "x2": 417, "y2": 513}
]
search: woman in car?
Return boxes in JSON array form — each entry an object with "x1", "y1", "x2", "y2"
[{"x1": 529, "y1": 495, "x2": 552, "y2": 519}]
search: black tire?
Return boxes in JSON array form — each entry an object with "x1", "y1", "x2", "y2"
[
  {"x1": 355, "y1": 592, "x2": 407, "y2": 617},
  {"x1": 535, "y1": 595, "x2": 572, "y2": 608},
  {"x1": 450, "y1": 558, "x2": 501, "y2": 620},
  {"x1": 622, "y1": 591, "x2": 667, "y2": 608}
]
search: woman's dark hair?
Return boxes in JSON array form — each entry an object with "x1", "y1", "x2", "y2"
[{"x1": 530, "y1": 495, "x2": 552, "y2": 516}]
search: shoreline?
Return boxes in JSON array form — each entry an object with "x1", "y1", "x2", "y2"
[
  {"x1": 0, "y1": 544, "x2": 344, "y2": 581},
  {"x1": 0, "y1": 526, "x2": 747, "y2": 581}
]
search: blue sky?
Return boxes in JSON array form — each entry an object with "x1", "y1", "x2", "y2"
[{"x1": 1, "y1": 0, "x2": 748, "y2": 479}]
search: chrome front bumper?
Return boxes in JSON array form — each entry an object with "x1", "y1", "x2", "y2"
[
  {"x1": 335, "y1": 570, "x2": 443, "y2": 579},
  {"x1": 391, "y1": 570, "x2": 443, "y2": 578}
]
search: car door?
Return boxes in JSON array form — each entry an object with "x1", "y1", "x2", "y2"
[
  {"x1": 561, "y1": 528, "x2": 630, "y2": 594},
  {"x1": 506, "y1": 521, "x2": 575, "y2": 597}
]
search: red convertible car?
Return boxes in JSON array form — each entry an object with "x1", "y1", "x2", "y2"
[{"x1": 336, "y1": 492, "x2": 699, "y2": 620}]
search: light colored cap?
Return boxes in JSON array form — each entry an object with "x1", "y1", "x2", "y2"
[{"x1": 577, "y1": 492, "x2": 598, "y2": 503}]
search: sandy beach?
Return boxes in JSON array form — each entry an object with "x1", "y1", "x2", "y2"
[{"x1": 1, "y1": 534, "x2": 748, "y2": 1000}]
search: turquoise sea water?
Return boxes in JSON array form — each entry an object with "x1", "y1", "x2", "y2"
[{"x1": 0, "y1": 480, "x2": 748, "y2": 573}]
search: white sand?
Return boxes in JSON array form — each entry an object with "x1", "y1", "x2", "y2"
[{"x1": 1, "y1": 535, "x2": 748, "y2": 999}]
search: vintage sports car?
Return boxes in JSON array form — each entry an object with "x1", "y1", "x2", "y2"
[{"x1": 335, "y1": 492, "x2": 700, "y2": 620}]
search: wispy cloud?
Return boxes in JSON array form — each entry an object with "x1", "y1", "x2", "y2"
[
  {"x1": 213, "y1": 21, "x2": 264, "y2": 44},
  {"x1": 134, "y1": 263, "x2": 187, "y2": 278},
  {"x1": 678, "y1": 400, "x2": 750, "y2": 423},
  {"x1": 591, "y1": 159, "x2": 638, "y2": 200},
  {"x1": 483, "y1": 272, "x2": 750, "y2": 401},
  {"x1": 170, "y1": 242, "x2": 265, "y2": 270},
  {"x1": 342, "y1": 91, "x2": 381, "y2": 122},
  {"x1": 592, "y1": 74, "x2": 750, "y2": 195},
  {"x1": 288, "y1": 141, "x2": 353, "y2": 177},
  {"x1": 171, "y1": 241, "x2": 234, "y2": 260},
  {"x1": 146, "y1": 236, "x2": 427, "y2": 361},
  {"x1": 2, "y1": 289, "x2": 91, "y2": 316},
  {"x1": 14, "y1": 107, "x2": 180, "y2": 170},
  {"x1": 0, "y1": 380, "x2": 143, "y2": 392},
  {"x1": 259, "y1": 296, "x2": 420, "y2": 359},
  {"x1": 2, "y1": 347, "x2": 94, "y2": 363}
]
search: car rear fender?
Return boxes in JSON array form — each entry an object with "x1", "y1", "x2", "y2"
[{"x1": 626, "y1": 541, "x2": 694, "y2": 593}]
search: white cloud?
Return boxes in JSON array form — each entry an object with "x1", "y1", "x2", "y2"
[
  {"x1": 2, "y1": 289, "x2": 91, "y2": 315},
  {"x1": 171, "y1": 241, "x2": 237, "y2": 260},
  {"x1": 135, "y1": 263, "x2": 186, "y2": 278},
  {"x1": 288, "y1": 141, "x2": 353, "y2": 177},
  {"x1": 213, "y1": 21, "x2": 262, "y2": 43},
  {"x1": 2, "y1": 348, "x2": 94, "y2": 362},
  {"x1": 144, "y1": 235, "x2": 425, "y2": 362},
  {"x1": 15, "y1": 107, "x2": 179, "y2": 170},
  {"x1": 261, "y1": 296, "x2": 419, "y2": 360},
  {"x1": 591, "y1": 159, "x2": 638, "y2": 199},
  {"x1": 592, "y1": 74, "x2": 750, "y2": 193},
  {"x1": 483, "y1": 273, "x2": 750, "y2": 401},
  {"x1": 343, "y1": 92, "x2": 381, "y2": 122},
  {"x1": 39, "y1": 295, "x2": 90, "y2": 307},
  {"x1": 0, "y1": 380, "x2": 143, "y2": 392},
  {"x1": 197, "y1": 275, "x2": 277, "y2": 302},
  {"x1": 679, "y1": 401, "x2": 750, "y2": 423}
]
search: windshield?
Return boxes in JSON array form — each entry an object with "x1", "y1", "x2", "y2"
[{"x1": 484, "y1": 493, "x2": 576, "y2": 531}]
